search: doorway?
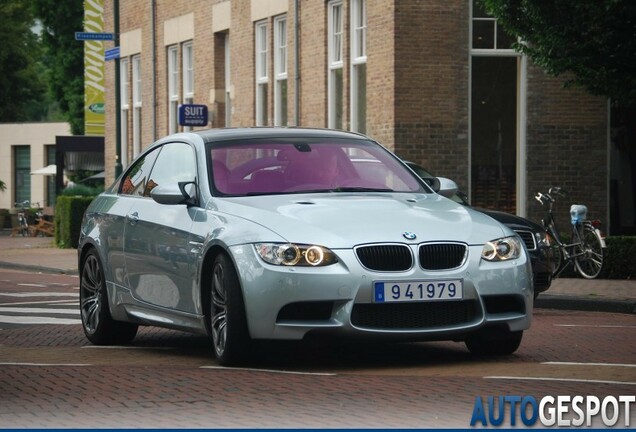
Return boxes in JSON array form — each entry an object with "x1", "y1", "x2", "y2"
[{"x1": 471, "y1": 56, "x2": 518, "y2": 214}]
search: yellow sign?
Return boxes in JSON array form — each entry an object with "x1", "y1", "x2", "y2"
[{"x1": 84, "y1": 0, "x2": 105, "y2": 136}]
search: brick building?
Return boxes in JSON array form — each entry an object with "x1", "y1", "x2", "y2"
[{"x1": 103, "y1": 0, "x2": 629, "y2": 233}]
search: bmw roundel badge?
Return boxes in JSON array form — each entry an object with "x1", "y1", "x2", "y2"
[{"x1": 402, "y1": 231, "x2": 417, "y2": 240}]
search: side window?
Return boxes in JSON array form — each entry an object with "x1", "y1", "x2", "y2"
[
  {"x1": 120, "y1": 148, "x2": 161, "y2": 196},
  {"x1": 144, "y1": 142, "x2": 197, "y2": 197}
]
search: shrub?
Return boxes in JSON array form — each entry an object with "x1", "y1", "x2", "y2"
[
  {"x1": 555, "y1": 235, "x2": 636, "y2": 280},
  {"x1": 61, "y1": 184, "x2": 103, "y2": 197},
  {"x1": 55, "y1": 196, "x2": 95, "y2": 248},
  {"x1": 603, "y1": 236, "x2": 636, "y2": 279}
]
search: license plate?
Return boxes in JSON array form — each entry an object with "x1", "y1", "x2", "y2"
[{"x1": 374, "y1": 280, "x2": 463, "y2": 303}]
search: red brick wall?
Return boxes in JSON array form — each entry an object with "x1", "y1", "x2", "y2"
[
  {"x1": 525, "y1": 63, "x2": 609, "y2": 227},
  {"x1": 393, "y1": 1, "x2": 470, "y2": 190}
]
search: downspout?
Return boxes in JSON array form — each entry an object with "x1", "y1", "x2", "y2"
[
  {"x1": 114, "y1": 0, "x2": 122, "y2": 178},
  {"x1": 151, "y1": 0, "x2": 157, "y2": 141},
  {"x1": 294, "y1": 0, "x2": 300, "y2": 126}
]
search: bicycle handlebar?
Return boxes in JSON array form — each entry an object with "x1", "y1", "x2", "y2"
[
  {"x1": 535, "y1": 187, "x2": 568, "y2": 206},
  {"x1": 548, "y1": 187, "x2": 566, "y2": 197},
  {"x1": 535, "y1": 192, "x2": 553, "y2": 205}
]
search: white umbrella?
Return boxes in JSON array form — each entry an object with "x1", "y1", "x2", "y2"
[
  {"x1": 82, "y1": 171, "x2": 105, "y2": 181},
  {"x1": 30, "y1": 164, "x2": 57, "y2": 176}
]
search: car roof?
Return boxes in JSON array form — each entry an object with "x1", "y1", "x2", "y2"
[{"x1": 193, "y1": 127, "x2": 370, "y2": 144}]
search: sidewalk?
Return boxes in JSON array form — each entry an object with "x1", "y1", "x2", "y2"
[{"x1": 0, "y1": 230, "x2": 635, "y2": 314}]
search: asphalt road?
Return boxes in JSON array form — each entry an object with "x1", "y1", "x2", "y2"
[{"x1": 0, "y1": 269, "x2": 635, "y2": 428}]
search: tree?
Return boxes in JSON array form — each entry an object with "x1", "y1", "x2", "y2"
[
  {"x1": 0, "y1": 1, "x2": 48, "y2": 122},
  {"x1": 32, "y1": 0, "x2": 84, "y2": 135},
  {"x1": 480, "y1": 0, "x2": 636, "y2": 108}
]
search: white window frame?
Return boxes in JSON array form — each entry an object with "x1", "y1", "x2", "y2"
[
  {"x1": 168, "y1": 45, "x2": 179, "y2": 134},
  {"x1": 274, "y1": 15, "x2": 287, "y2": 126},
  {"x1": 328, "y1": 1, "x2": 344, "y2": 129},
  {"x1": 224, "y1": 34, "x2": 231, "y2": 127},
  {"x1": 120, "y1": 57, "x2": 130, "y2": 169},
  {"x1": 182, "y1": 41, "x2": 194, "y2": 131},
  {"x1": 350, "y1": 0, "x2": 367, "y2": 133},
  {"x1": 469, "y1": 0, "x2": 527, "y2": 216},
  {"x1": 470, "y1": 0, "x2": 516, "y2": 54},
  {"x1": 132, "y1": 54, "x2": 142, "y2": 157},
  {"x1": 255, "y1": 20, "x2": 269, "y2": 126}
]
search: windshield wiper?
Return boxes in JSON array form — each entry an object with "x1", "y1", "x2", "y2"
[{"x1": 330, "y1": 187, "x2": 394, "y2": 192}]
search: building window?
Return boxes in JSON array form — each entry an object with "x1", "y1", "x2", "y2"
[
  {"x1": 183, "y1": 41, "x2": 194, "y2": 131},
  {"x1": 120, "y1": 57, "x2": 130, "y2": 169},
  {"x1": 328, "y1": 1, "x2": 344, "y2": 129},
  {"x1": 14, "y1": 146, "x2": 30, "y2": 205},
  {"x1": 168, "y1": 45, "x2": 179, "y2": 134},
  {"x1": 471, "y1": 0, "x2": 516, "y2": 50},
  {"x1": 351, "y1": 0, "x2": 367, "y2": 134},
  {"x1": 255, "y1": 20, "x2": 269, "y2": 126},
  {"x1": 274, "y1": 15, "x2": 288, "y2": 127},
  {"x1": 132, "y1": 54, "x2": 142, "y2": 157}
]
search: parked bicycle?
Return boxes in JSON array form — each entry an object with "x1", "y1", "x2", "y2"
[
  {"x1": 535, "y1": 187, "x2": 606, "y2": 279},
  {"x1": 12, "y1": 200, "x2": 31, "y2": 237}
]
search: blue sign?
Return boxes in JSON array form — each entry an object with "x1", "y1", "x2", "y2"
[
  {"x1": 179, "y1": 104, "x2": 209, "y2": 127},
  {"x1": 75, "y1": 32, "x2": 114, "y2": 41},
  {"x1": 105, "y1": 47, "x2": 120, "y2": 61}
]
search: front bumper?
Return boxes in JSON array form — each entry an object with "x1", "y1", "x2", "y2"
[{"x1": 229, "y1": 244, "x2": 533, "y2": 341}]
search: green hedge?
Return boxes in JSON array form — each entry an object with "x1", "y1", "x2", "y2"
[
  {"x1": 603, "y1": 236, "x2": 636, "y2": 279},
  {"x1": 556, "y1": 236, "x2": 635, "y2": 279},
  {"x1": 55, "y1": 196, "x2": 95, "y2": 249}
]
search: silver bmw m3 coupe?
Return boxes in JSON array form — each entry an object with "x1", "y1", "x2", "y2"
[{"x1": 78, "y1": 128, "x2": 532, "y2": 365}]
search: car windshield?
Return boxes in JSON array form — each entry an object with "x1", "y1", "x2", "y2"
[{"x1": 207, "y1": 138, "x2": 426, "y2": 196}]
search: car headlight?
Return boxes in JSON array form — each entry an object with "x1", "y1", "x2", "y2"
[
  {"x1": 254, "y1": 243, "x2": 338, "y2": 266},
  {"x1": 481, "y1": 236, "x2": 522, "y2": 262}
]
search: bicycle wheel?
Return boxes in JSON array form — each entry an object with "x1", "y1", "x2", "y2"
[{"x1": 573, "y1": 224, "x2": 604, "y2": 279}]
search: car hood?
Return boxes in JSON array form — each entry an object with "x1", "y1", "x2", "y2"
[
  {"x1": 475, "y1": 207, "x2": 545, "y2": 232},
  {"x1": 215, "y1": 193, "x2": 509, "y2": 248}
]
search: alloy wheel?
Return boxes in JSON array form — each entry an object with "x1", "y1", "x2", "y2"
[
  {"x1": 80, "y1": 254, "x2": 102, "y2": 334},
  {"x1": 211, "y1": 262, "x2": 228, "y2": 358}
]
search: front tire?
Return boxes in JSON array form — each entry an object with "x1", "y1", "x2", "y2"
[
  {"x1": 210, "y1": 254, "x2": 251, "y2": 366},
  {"x1": 465, "y1": 329, "x2": 523, "y2": 356},
  {"x1": 80, "y1": 249, "x2": 138, "y2": 345}
]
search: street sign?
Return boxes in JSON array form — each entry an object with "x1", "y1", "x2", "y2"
[
  {"x1": 75, "y1": 32, "x2": 114, "y2": 41},
  {"x1": 179, "y1": 104, "x2": 209, "y2": 127},
  {"x1": 105, "y1": 47, "x2": 121, "y2": 61}
]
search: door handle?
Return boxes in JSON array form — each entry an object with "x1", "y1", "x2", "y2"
[{"x1": 126, "y1": 211, "x2": 139, "y2": 226}]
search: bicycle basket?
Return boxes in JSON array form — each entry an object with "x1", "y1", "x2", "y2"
[{"x1": 570, "y1": 204, "x2": 587, "y2": 225}]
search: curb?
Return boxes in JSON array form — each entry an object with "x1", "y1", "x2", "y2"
[
  {"x1": 535, "y1": 295, "x2": 636, "y2": 315},
  {"x1": 0, "y1": 261, "x2": 78, "y2": 276}
]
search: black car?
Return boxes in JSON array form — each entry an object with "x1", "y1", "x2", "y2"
[{"x1": 405, "y1": 162, "x2": 555, "y2": 297}]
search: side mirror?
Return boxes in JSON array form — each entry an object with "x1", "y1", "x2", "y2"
[
  {"x1": 151, "y1": 181, "x2": 199, "y2": 206},
  {"x1": 436, "y1": 177, "x2": 458, "y2": 198},
  {"x1": 421, "y1": 177, "x2": 441, "y2": 192}
]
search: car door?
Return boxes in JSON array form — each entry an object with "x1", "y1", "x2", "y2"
[{"x1": 123, "y1": 141, "x2": 199, "y2": 314}]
